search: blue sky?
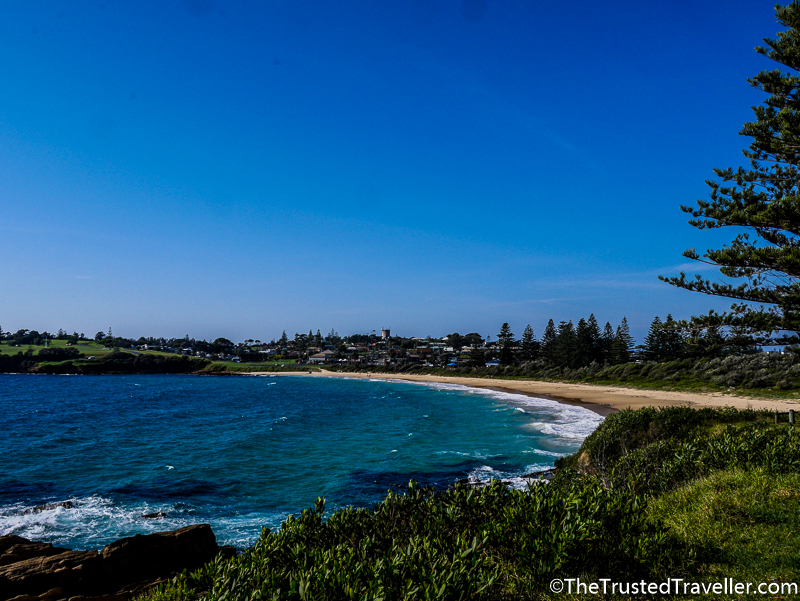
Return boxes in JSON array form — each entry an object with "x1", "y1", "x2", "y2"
[{"x1": 0, "y1": 0, "x2": 784, "y2": 344}]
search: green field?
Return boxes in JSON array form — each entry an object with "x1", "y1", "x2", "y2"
[
  {"x1": 200, "y1": 361, "x2": 318, "y2": 373},
  {"x1": 0, "y1": 339, "x2": 116, "y2": 357},
  {"x1": 0, "y1": 340, "x2": 196, "y2": 361}
]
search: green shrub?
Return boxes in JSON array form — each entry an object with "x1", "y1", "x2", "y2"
[
  {"x1": 558, "y1": 407, "x2": 800, "y2": 496},
  {"x1": 144, "y1": 479, "x2": 691, "y2": 601}
]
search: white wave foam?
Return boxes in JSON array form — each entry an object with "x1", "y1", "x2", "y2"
[
  {"x1": 520, "y1": 448, "x2": 565, "y2": 458},
  {"x1": 208, "y1": 512, "x2": 286, "y2": 549},
  {"x1": 502, "y1": 476, "x2": 549, "y2": 489},
  {"x1": 0, "y1": 495, "x2": 273, "y2": 550},
  {"x1": 466, "y1": 465, "x2": 498, "y2": 485},
  {"x1": 402, "y1": 380, "x2": 604, "y2": 444},
  {"x1": 436, "y1": 450, "x2": 490, "y2": 460},
  {"x1": 463, "y1": 462, "x2": 557, "y2": 490},
  {"x1": 0, "y1": 496, "x2": 193, "y2": 548}
]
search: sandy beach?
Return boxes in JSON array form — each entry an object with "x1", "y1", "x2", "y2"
[{"x1": 251, "y1": 370, "x2": 800, "y2": 416}]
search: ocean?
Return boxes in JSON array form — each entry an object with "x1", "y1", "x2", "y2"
[{"x1": 0, "y1": 373, "x2": 603, "y2": 550}]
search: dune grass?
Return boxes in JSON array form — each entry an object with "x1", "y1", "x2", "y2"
[{"x1": 649, "y1": 467, "x2": 800, "y2": 594}]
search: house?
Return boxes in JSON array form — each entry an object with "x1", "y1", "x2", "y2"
[{"x1": 308, "y1": 350, "x2": 337, "y2": 364}]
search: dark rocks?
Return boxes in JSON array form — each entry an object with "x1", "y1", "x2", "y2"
[
  {"x1": 0, "y1": 537, "x2": 31, "y2": 556},
  {"x1": 521, "y1": 468, "x2": 557, "y2": 481},
  {"x1": 23, "y1": 502, "x2": 74, "y2": 515},
  {"x1": 0, "y1": 541, "x2": 71, "y2": 566},
  {"x1": 0, "y1": 550, "x2": 101, "y2": 600},
  {"x1": 100, "y1": 524, "x2": 219, "y2": 588},
  {"x1": 11, "y1": 502, "x2": 75, "y2": 516},
  {"x1": 454, "y1": 468, "x2": 558, "y2": 489},
  {"x1": 0, "y1": 525, "x2": 228, "y2": 601},
  {"x1": 140, "y1": 512, "x2": 166, "y2": 520}
]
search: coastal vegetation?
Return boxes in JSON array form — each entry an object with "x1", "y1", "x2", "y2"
[
  {"x1": 197, "y1": 362, "x2": 320, "y2": 374},
  {"x1": 328, "y1": 352, "x2": 800, "y2": 398},
  {"x1": 140, "y1": 406, "x2": 800, "y2": 600}
]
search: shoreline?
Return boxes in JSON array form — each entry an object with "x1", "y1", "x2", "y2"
[{"x1": 248, "y1": 370, "x2": 800, "y2": 414}]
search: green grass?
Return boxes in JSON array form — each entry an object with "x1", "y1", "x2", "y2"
[
  {"x1": 0, "y1": 340, "x2": 116, "y2": 357},
  {"x1": 0, "y1": 340, "x2": 202, "y2": 360},
  {"x1": 649, "y1": 467, "x2": 800, "y2": 594},
  {"x1": 200, "y1": 362, "x2": 319, "y2": 373}
]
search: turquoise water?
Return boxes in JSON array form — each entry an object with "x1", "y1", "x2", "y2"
[{"x1": 0, "y1": 374, "x2": 602, "y2": 550}]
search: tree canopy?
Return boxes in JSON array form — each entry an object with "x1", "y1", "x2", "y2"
[
  {"x1": 660, "y1": 3, "x2": 800, "y2": 348},
  {"x1": 497, "y1": 323, "x2": 515, "y2": 366}
]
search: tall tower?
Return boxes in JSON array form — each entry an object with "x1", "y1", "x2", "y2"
[{"x1": 381, "y1": 328, "x2": 390, "y2": 340}]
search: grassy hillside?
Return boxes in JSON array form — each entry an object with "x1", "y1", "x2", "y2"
[
  {"x1": 0, "y1": 341, "x2": 321, "y2": 375},
  {"x1": 0, "y1": 339, "x2": 115, "y2": 357},
  {"x1": 0, "y1": 347, "x2": 212, "y2": 374},
  {"x1": 198, "y1": 362, "x2": 320, "y2": 373},
  {"x1": 141, "y1": 406, "x2": 800, "y2": 600}
]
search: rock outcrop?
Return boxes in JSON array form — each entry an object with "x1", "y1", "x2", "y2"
[
  {"x1": 0, "y1": 538, "x2": 72, "y2": 567},
  {"x1": 0, "y1": 525, "x2": 233, "y2": 601}
]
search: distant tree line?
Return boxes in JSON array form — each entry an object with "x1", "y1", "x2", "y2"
[
  {"x1": 479, "y1": 313, "x2": 763, "y2": 372},
  {"x1": 1, "y1": 328, "x2": 87, "y2": 347},
  {"x1": 0, "y1": 314, "x2": 770, "y2": 372},
  {"x1": 442, "y1": 315, "x2": 636, "y2": 370}
]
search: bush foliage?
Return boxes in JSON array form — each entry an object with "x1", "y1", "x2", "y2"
[
  {"x1": 558, "y1": 407, "x2": 800, "y2": 496},
  {"x1": 147, "y1": 479, "x2": 689, "y2": 601},
  {"x1": 331, "y1": 352, "x2": 800, "y2": 393}
]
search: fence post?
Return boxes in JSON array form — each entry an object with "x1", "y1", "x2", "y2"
[
  {"x1": 790, "y1": 410, "x2": 795, "y2": 425},
  {"x1": 776, "y1": 411, "x2": 780, "y2": 424}
]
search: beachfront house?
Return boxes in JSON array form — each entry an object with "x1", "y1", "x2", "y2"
[{"x1": 308, "y1": 350, "x2": 336, "y2": 364}]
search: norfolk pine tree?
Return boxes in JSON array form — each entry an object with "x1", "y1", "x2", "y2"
[
  {"x1": 574, "y1": 318, "x2": 593, "y2": 367},
  {"x1": 661, "y1": 3, "x2": 800, "y2": 348},
  {"x1": 575, "y1": 315, "x2": 603, "y2": 367},
  {"x1": 611, "y1": 317, "x2": 635, "y2": 364},
  {"x1": 601, "y1": 322, "x2": 615, "y2": 363},
  {"x1": 663, "y1": 314, "x2": 687, "y2": 359},
  {"x1": 497, "y1": 323, "x2": 515, "y2": 366},
  {"x1": 554, "y1": 320, "x2": 577, "y2": 367},
  {"x1": 540, "y1": 319, "x2": 557, "y2": 363},
  {"x1": 587, "y1": 314, "x2": 603, "y2": 363},
  {"x1": 520, "y1": 324, "x2": 538, "y2": 362},
  {"x1": 643, "y1": 316, "x2": 665, "y2": 361}
]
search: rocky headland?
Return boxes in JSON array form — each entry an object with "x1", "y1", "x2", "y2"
[{"x1": 0, "y1": 525, "x2": 235, "y2": 601}]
